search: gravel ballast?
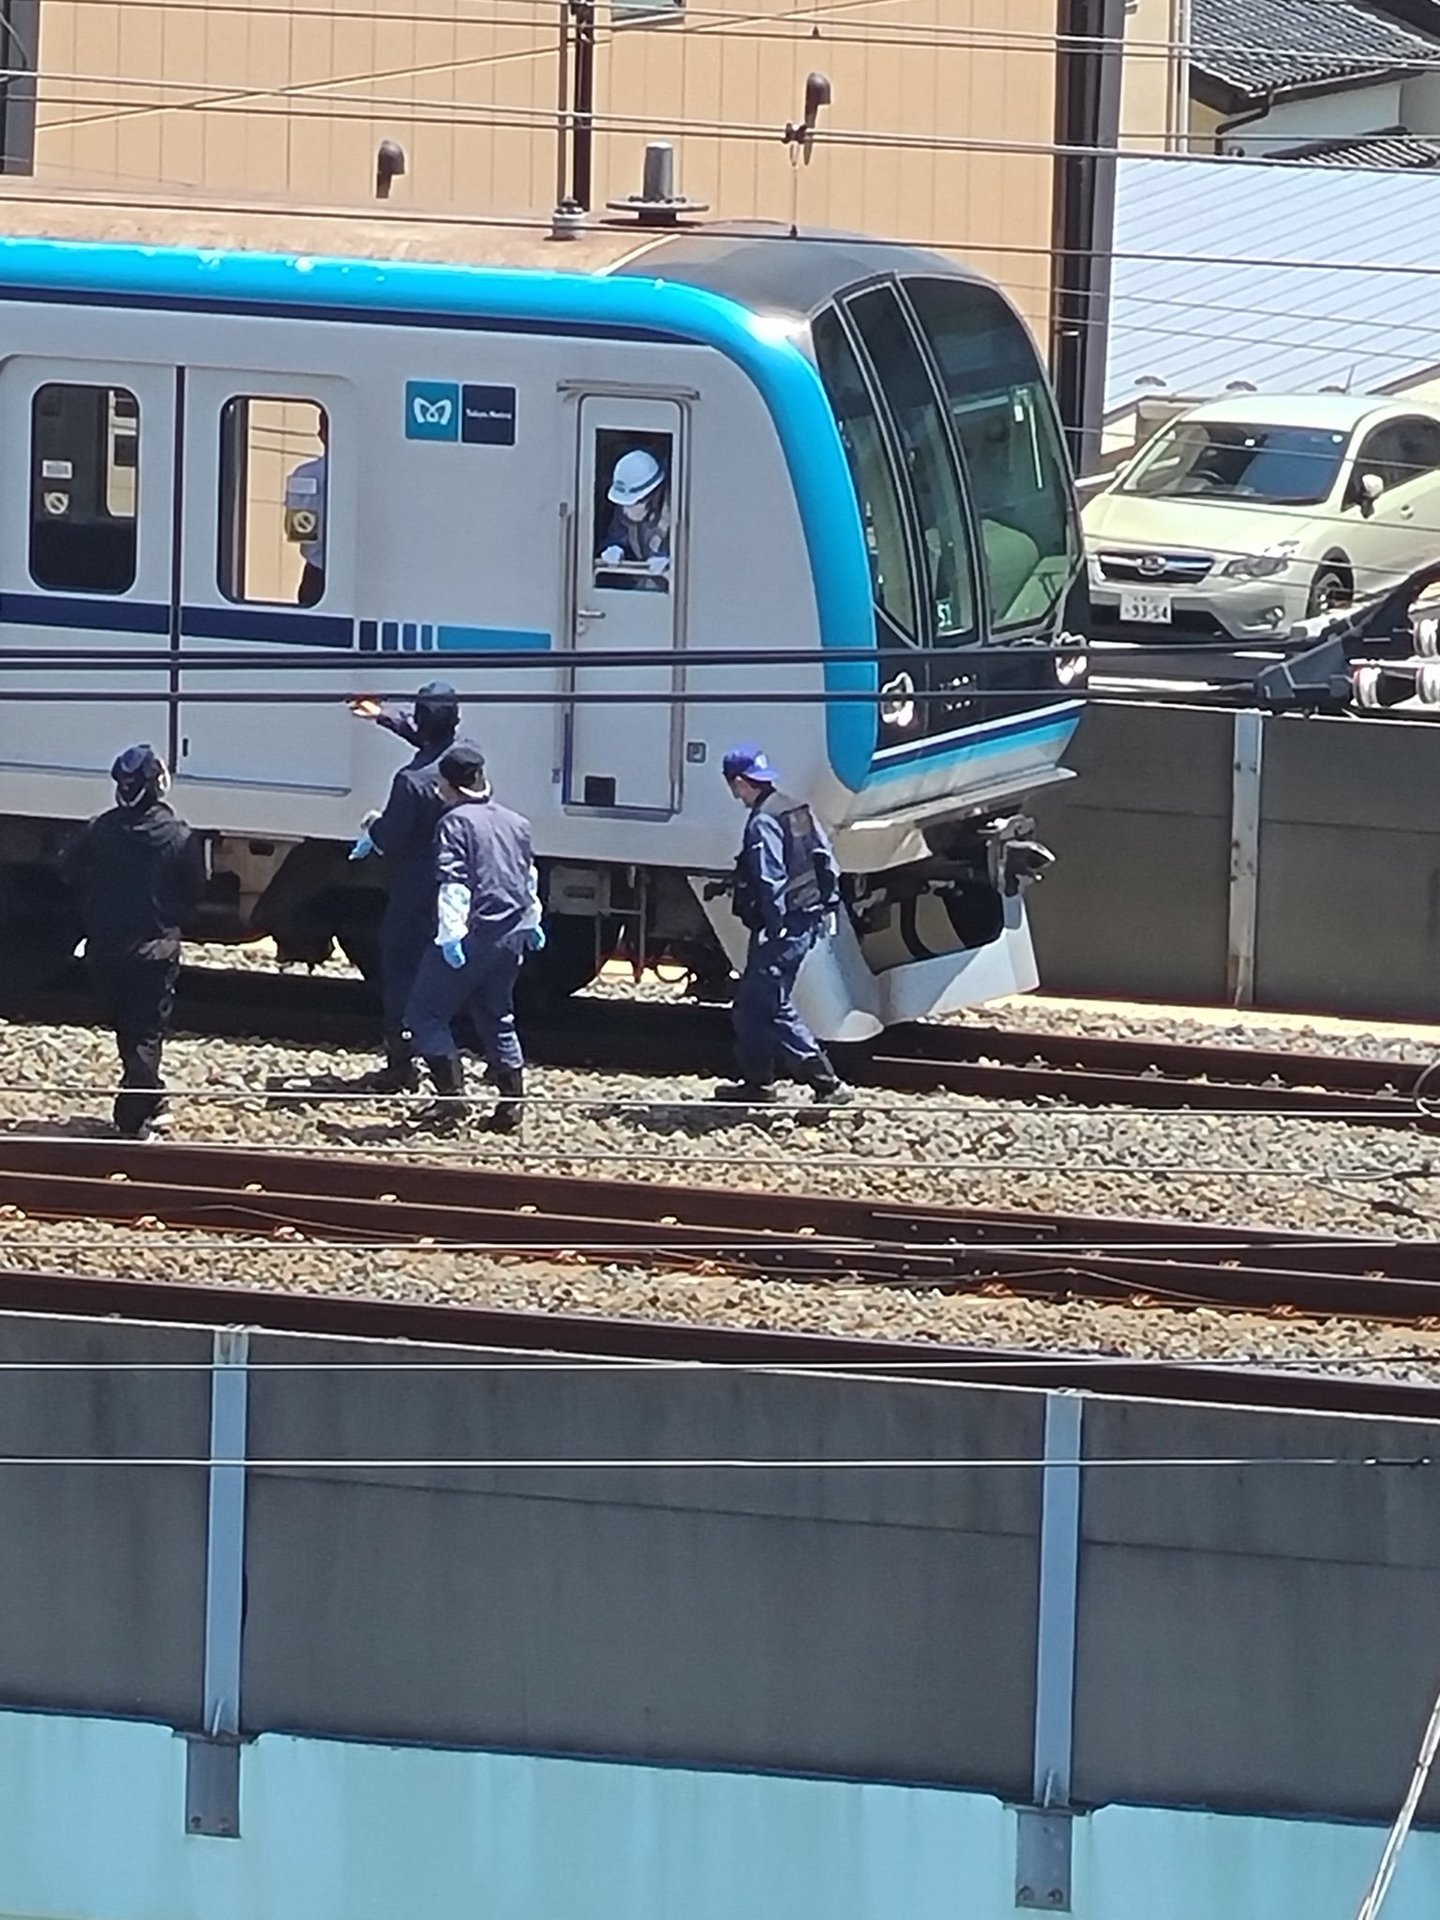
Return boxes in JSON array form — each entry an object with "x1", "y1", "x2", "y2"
[{"x1": 5, "y1": 963, "x2": 1440, "y2": 1380}]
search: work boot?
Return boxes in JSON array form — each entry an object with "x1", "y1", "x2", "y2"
[
  {"x1": 711, "y1": 1080, "x2": 779, "y2": 1109},
  {"x1": 357, "y1": 1039, "x2": 421, "y2": 1095},
  {"x1": 799, "y1": 1052, "x2": 854, "y2": 1108},
  {"x1": 414, "y1": 1054, "x2": 467, "y2": 1130},
  {"x1": 487, "y1": 1067, "x2": 525, "y2": 1134}
]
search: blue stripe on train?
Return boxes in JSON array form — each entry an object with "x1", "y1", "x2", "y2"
[
  {"x1": 180, "y1": 604, "x2": 354, "y2": 648},
  {"x1": 0, "y1": 598, "x2": 553, "y2": 654},
  {"x1": 357, "y1": 619, "x2": 550, "y2": 654},
  {"x1": 0, "y1": 591, "x2": 169, "y2": 634}
]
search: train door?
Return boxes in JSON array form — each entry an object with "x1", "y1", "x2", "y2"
[
  {"x1": 177, "y1": 372, "x2": 354, "y2": 793},
  {"x1": 564, "y1": 396, "x2": 685, "y2": 814},
  {"x1": 0, "y1": 358, "x2": 175, "y2": 776}
]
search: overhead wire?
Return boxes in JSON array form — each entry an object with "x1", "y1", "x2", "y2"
[{"x1": 0, "y1": 1451, "x2": 1420, "y2": 1467}]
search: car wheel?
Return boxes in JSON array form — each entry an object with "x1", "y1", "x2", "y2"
[{"x1": 1307, "y1": 565, "x2": 1351, "y2": 617}]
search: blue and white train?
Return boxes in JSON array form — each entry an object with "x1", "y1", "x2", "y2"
[{"x1": 0, "y1": 195, "x2": 1086, "y2": 1039}]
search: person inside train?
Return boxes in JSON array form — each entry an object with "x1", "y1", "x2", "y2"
[
  {"x1": 713, "y1": 744, "x2": 852, "y2": 1111},
  {"x1": 59, "y1": 745, "x2": 206, "y2": 1141},
  {"x1": 403, "y1": 743, "x2": 544, "y2": 1133},
  {"x1": 596, "y1": 445, "x2": 670, "y2": 589},
  {"x1": 285, "y1": 414, "x2": 328, "y2": 606},
  {"x1": 346, "y1": 681, "x2": 462, "y2": 1094}
]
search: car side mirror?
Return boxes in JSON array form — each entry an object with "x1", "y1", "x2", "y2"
[{"x1": 1352, "y1": 470, "x2": 1384, "y2": 512}]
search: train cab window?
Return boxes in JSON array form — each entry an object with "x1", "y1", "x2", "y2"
[
  {"x1": 218, "y1": 397, "x2": 328, "y2": 607},
  {"x1": 30, "y1": 382, "x2": 139, "y2": 594},
  {"x1": 811, "y1": 308, "x2": 917, "y2": 642},
  {"x1": 593, "y1": 428, "x2": 672, "y2": 592},
  {"x1": 906, "y1": 278, "x2": 1076, "y2": 632},
  {"x1": 844, "y1": 286, "x2": 977, "y2": 646}
]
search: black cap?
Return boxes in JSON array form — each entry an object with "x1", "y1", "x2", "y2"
[{"x1": 439, "y1": 742, "x2": 486, "y2": 793}]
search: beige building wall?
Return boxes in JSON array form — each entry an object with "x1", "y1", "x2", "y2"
[
  {"x1": 1188, "y1": 96, "x2": 1223, "y2": 150},
  {"x1": 31, "y1": 0, "x2": 1061, "y2": 334},
  {"x1": 1119, "y1": 0, "x2": 1189, "y2": 151}
]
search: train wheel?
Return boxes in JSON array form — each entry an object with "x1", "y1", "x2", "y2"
[
  {"x1": 328, "y1": 892, "x2": 384, "y2": 1000},
  {"x1": 514, "y1": 914, "x2": 602, "y2": 1018}
]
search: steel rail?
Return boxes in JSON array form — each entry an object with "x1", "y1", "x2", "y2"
[
  {"x1": 0, "y1": 1262, "x2": 1438, "y2": 1429},
  {"x1": 1, "y1": 969, "x2": 1432, "y2": 1125},
  {"x1": 2, "y1": 1135, "x2": 1439, "y2": 1322}
]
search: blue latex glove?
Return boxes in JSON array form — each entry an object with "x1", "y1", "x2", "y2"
[
  {"x1": 347, "y1": 830, "x2": 375, "y2": 862},
  {"x1": 440, "y1": 938, "x2": 467, "y2": 970},
  {"x1": 522, "y1": 924, "x2": 547, "y2": 953}
]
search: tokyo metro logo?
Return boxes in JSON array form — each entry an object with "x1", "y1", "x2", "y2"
[{"x1": 405, "y1": 381, "x2": 460, "y2": 440}]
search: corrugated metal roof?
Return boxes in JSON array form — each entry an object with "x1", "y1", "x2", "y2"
[
  {"x1": 1191, "y1": 0, "x2": 1440, "y2": 96},
  {"x1": 1105, "y1": 155, "x2": 1440, "y2": 416},
  {"x1": 1297, "y1": 131, "x2": 1440, "y2": 165}
]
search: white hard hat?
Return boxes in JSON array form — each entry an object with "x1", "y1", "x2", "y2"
[{"x1": 608, "y1": 448, "x2": 664, "y2": 506}]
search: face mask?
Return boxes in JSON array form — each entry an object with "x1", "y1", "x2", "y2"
[{"x1": 622, "y1": 500, "x2": 650, "y2": 523}]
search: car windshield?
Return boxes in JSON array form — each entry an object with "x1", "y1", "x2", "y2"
[{"x1": 1119, "y1": 421, "x2": 1349, "y2": 506}]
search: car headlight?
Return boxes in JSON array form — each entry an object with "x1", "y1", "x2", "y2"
[{"x1": 1221, "y1": 541, "x2": 1300, "y2": 579}]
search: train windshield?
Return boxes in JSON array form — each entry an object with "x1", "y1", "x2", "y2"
[
  {"x1": 906, "y1": 277, "x2": 1077, "y2": 632},
  {"x1": 844, "y1": 286, "x2": 977, "y2": 645}
]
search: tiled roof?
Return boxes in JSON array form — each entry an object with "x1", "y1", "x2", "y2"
[
  {"x1": 1191, "y1": 0, "x2": 1440, "y2": 96},
  {"x1": 1294, "y1": 131, "x2": 1440, "y2": 165},
  {"x1": 1105, "y1": 155, "x2": 1440, "y2": 415}
]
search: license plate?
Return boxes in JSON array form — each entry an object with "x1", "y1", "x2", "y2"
[{"x1": 1119, "y1": 590, "x2": 1172, "y2": 624}]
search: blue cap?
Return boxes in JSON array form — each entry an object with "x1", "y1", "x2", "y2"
[
  {"x1": 722, "y1": 744, "x2": 779, "y2": 785},
  {"x1": 111, "y1": 743, "x2": 162, "y2": 786}
]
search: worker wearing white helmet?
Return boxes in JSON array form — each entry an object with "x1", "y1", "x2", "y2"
[{"x1": 597, "y1": 445, "x2": 670, "y2": 589}]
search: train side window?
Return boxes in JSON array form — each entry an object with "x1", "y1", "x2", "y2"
[
  {"x1": 30, "y1": 382, "x2": 139, "y2": 594},
  {"x1": 593, "y1": 428, "x2": 672, "y2": 592},
  {"x1": 811, "y1": 307, "x2": 917, "y2": 642},
  {"x1": 218, "y1": 397, "x2": 329, "y2": 606},
  {"x1": 844, "y1": 285, "x2": 977, "y2": 645}
]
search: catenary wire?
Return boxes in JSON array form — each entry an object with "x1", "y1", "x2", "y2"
[{"x1": 0, "y1": 1453, "x2": 1419, "y2": 1467}]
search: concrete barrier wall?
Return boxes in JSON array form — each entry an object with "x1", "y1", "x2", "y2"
[
  {"x1": 4, "y1": 1311, "x2": 1440, "y2": 1832},
  {"x1": 242, "y1": 1340, "x2": 1043, "y2": 1790},
  {"x1": 1030, "y1": 702, "x2": 1440, "y2": 1019},
  {"x1": 0, "y1": 1315, "x2": 209, "y2": 1724}
]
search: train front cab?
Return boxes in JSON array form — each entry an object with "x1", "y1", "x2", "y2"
[{"x1": 695, "y1": 263, "x2": 1087, "y2": 1042}]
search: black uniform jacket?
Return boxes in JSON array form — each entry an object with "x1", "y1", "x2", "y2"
[{"x1": 61, "y1": 800, "x2": 205, "y2": 962}]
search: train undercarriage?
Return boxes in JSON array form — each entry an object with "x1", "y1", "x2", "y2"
[{"x1": 0, "y1": 808, "x2": 1051, "y2": 1036}]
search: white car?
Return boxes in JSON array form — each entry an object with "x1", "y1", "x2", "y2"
[{"x1": 1083, "y1": 394, "x2": 1440, "y2": 643}]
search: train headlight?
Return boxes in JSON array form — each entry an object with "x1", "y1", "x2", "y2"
[
  {"x1": 1416, "y1": 612, "x2": 1440, "y2": 658},
  {"x1": 1417, "y1": 663, "x2": 1440, "y2": 706}
]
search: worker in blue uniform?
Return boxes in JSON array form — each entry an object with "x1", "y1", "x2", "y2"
[
  {"x1": 346, "y1": 681, "x2": 461, "y2": 1092},
  {"x1": 60, "y1": 745, "x2": 206, "y2": 1140},
  {"x1": 404, "y1": 742, "x2": 543, "y2": 1131},
  {"x1": 715, "y1": 745, "x2": 852, "y2": 1109}
]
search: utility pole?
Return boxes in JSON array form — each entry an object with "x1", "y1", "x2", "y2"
[{"x1": 1050, "y1": 0, "x2": 1125, "y2": 473}]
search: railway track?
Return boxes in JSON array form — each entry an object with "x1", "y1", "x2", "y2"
[
  {"x1": 1, "y1": 965, "x2": 1433, "y2": 1123},
  {"x1": 3, "y1": 1251, "x2": 1440, "y2": 1427},
  {"x1": 3, "y1": 1134, "x2": 1440, "y2": 1324}
]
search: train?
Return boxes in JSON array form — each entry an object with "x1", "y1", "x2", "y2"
[{"x1": 0, "y1": 185, "x2": 1087, "y2": 1041}]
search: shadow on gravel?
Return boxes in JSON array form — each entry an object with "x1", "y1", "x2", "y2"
[{"x1": 0, "y1": 1113, "x2": 113, "y2": 1139}]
